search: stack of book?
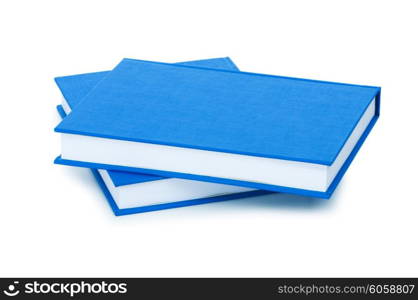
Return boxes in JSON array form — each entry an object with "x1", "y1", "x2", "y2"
[{"x1": 54, "y1": 57, "x2": 380, "y2": 216}]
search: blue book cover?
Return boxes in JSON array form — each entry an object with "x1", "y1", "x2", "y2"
[
  {"x1": 55, "y1": 57, "x2": 271, "y2": 215},
  {"x1": 55, "y1": 58, "x2": 381, "y2": 198}
]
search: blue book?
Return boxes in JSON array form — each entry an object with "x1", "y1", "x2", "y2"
[
  {"x1": 55, "y1": 57, "x2": 271, "y2": 215},
  {"x1": 55, "y1": 58, "x2": 381, "y2": 198}
]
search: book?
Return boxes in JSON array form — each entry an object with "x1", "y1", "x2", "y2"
[
  {"x1": 55, "y1": 58, "x2": 381, "y2": 198},
  {"x1": 55, "y1": 57, "x2": 271, "y2": 215}
]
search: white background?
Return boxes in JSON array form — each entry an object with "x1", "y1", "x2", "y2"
[{"x1": 1, "y1": 0, "x2": 417, "y2": 277}]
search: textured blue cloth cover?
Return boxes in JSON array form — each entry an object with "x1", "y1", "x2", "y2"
[{"x1": 56, "y1": 58, "x2": 380, "y2": 165}]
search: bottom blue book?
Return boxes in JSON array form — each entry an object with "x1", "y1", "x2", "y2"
[{"x1": 55, "y1": 57, "x2": 273, "y2": 215}]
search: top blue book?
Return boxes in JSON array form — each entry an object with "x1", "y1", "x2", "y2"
[{"x1": 55, "y1": 58, "x2": 380, "y2": 197}]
